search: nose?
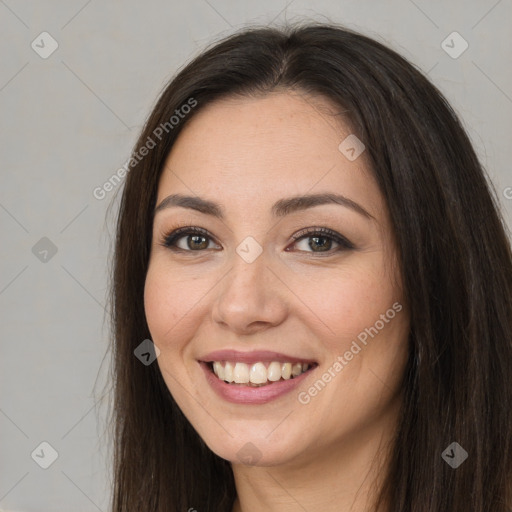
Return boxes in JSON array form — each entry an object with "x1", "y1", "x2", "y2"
[{"x1": 211, "y1": 249, "x2": 289, "y2": 336}]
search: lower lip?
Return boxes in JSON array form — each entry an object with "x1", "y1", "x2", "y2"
[{"x1": 199, "y1": 362, "x2": 316, "y2": 405}]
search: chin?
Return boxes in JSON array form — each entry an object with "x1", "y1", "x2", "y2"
[{"x1": 197, "y1": 428, "x2": 304, "y2": 467}]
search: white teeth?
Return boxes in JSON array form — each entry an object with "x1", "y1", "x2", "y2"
[
  {"x1": 224, "y1": 362, "x2": 234, "y2": 383},
  {"x1": 233, "y1": 362, "x2": 250, "y2": 384},
  {"x1": 249, "y1": 362, "x2": 267, "y2": 384},
  {"x1": 267, "y1": 361, "x2": 282, "y2": 381},
  {"x1": 281, "y1": 362, "x2": 292, "y2": 379},
  {"x1": 213, "y1": 362, "x2": 225, "y2": 381},
  {"x1": 211, "y1": 360, "x2": 313, "y2": 385},
  {"x1": 291, "y1": 363, "x2": 302, "y2": 377}
]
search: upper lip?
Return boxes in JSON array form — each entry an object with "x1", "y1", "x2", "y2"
[{"x1": 198, "y1": 350, "x2": 317, "y2": 365}]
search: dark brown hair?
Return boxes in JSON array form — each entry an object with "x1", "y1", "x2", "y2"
[{"x1": 107, "y1": 22, "x2": 512, "y2": 511}]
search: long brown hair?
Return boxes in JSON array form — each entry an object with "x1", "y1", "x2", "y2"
[{"x1": 106, "y1": 22, "x2": 512, "y2": 511}]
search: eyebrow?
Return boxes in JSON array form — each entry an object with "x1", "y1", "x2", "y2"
[{"x1": 154, "y1": 192, "x2": 374, "y2": 220}]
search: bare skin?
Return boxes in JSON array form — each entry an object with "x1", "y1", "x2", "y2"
[{"x1": 144, "y1": 91, "x2": 410, "y2": 512}]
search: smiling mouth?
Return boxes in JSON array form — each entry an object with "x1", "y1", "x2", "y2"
[{"x1": 206, "y1": 360, "x2": 318, "y2": 387}]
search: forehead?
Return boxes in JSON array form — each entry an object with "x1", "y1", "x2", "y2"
[{"x1": 157, "y1": 91, "x2": 383, "y2": 221}]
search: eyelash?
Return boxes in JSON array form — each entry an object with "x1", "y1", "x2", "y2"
[{"x1": 160, "y1": 225, "x2": 355, "y2": 255}]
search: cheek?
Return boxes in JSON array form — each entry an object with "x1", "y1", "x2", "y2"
[
  {"x1": 144, "y1": 253, "x2": 225, "y2": 316},
  {"x1": 143, "y1": 263, "x2": 188, "y2": 351},
  {"x1": 296, "y1": 257, "x2": 399, "y2": 350},
  {"x1": 143, "y1": 260, "x2": 221, "y2": 391},
  {"x1": 144, "y1": 268, "x2": 168, "y2": 337},
  {"x1": 143, "y1": 265, "x2": 195, "y2": 397}
]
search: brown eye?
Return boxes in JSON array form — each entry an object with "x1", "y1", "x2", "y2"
[
  {"x1": 185, "y1": 234, "x2": 209, "y2": 250},
  {"x1": 289, "y1": 227, "x2": 354, "y2": 254},
  {"x1": 307, "y1": 235, "x2": 333, "y2": 252},
  {"x1": 162, "y1": 227, "x2": 219, "y2": 252},
  {"x1": 161, "y1": 226, "x2": 354, "y2": 255}
]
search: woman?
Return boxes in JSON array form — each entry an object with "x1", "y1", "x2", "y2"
[{"x1": 108, "y1": 22, "x2": 512, "y2": 511}]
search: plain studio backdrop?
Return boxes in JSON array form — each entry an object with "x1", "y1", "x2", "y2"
[{"x1": 0, "y1": 1, "x2": 511, "y2": 511}]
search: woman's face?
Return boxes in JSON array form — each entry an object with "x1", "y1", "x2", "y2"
[{"x1": 144, "y1": 91, "x2": 410, "y2": 467}]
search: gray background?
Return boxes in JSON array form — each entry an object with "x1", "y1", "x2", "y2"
[{"x1": 1, "y1": 1, "x2": 511, "y2": 510}]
